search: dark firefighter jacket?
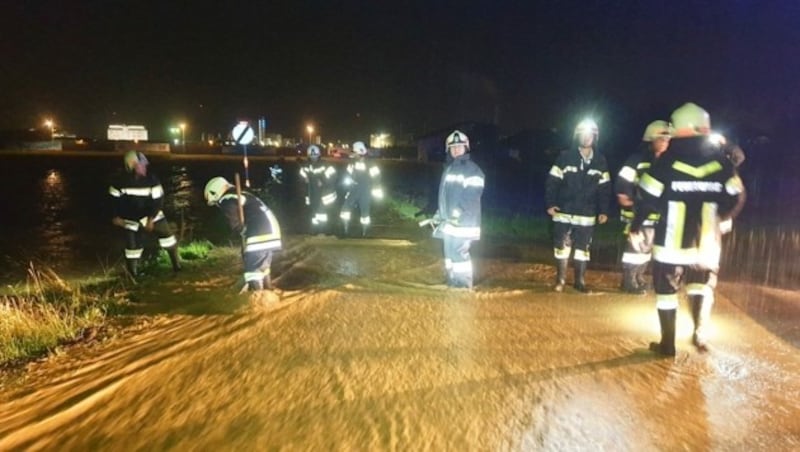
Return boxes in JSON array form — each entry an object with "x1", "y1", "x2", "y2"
[
  {"x1": 218, "y1": 189, "x2": 282, "y2": 253},
  {"x1": 342, "y1": 157, "x2": 383, "y2": 199},
  {"x1": 632, "y1": 136, "x2": 744, "y2": 268},
  {"x1": 437, "y1": 153, "x2": 485, "y2": 240},
  {"x1": 546, "y1": 148, "x2": 612, "y2": 226},
  {"x1": 299, "y1": 160, "x2": 338, "y2": 206},
  {"x1": 108, "y1": 171, "x2": 166, "y2": 224},
  {"x1": 615, "y1": 150, "x2": 661, "y2": 226}
]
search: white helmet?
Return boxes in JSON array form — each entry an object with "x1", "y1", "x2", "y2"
[
  {"x1": 445, "y1": 130, "x2": 469, "y2": 149},
  {"x1": 642, "y1": 120, "x2": 672, "y2": 142},
  {"x1": 671, "y1": 102, "x2": 710, "y2": 137},
  {"x1": 307, "y1": 145, "x2": 321, "y2": 159},
  {"x1": 574, "y1": 119, "x2": 599, "y2": 139},
  {"x1": 353, "y1": 141, "x2": 367, "y2": 155},
  {"x1": 204, "y1": 177, "x2": 233, "y2": 206}
]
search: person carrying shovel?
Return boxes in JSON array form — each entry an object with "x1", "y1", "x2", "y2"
[{"x1": 204, "y1": 175, "x2": 282, "y2": 291}]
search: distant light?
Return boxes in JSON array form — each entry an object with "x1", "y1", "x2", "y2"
[
  {"x1": 576, "y1": 118, "x2": 598, "y2": 133},
  {"x1": 708, "y1": 132, "x2": 726, "y2": 146}
]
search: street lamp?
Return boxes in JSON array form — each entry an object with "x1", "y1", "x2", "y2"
[
  {"x1": 179, "y1": 122, "x2": 187, "y2": 152},
  {"x1": 306, "y1": 124, "x2": 314, "y2": 145},
  {"x1": 44, "y1": 119, "x2": 54, "y2": 140}
]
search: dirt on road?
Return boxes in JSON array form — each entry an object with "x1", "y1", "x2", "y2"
[{"x1": 1, "y1": 234, "x2": 799, "y2": 451}]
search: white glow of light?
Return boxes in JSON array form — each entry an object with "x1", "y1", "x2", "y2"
[{"x1": 708, "y1": 132, "x2": 726, "y2": 146}]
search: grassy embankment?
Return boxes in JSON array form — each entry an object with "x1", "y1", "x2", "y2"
[{"x1": 0, "y1": 241, "x2": 214, "y2": 367}]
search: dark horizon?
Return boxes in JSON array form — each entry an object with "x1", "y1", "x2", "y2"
[{"x1": 2, "y1": 1, "x2": 799, "y2": 143}]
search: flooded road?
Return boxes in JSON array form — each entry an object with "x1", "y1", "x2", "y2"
[{"x1": 1, "y1": 235, "x2": 799, "y2": 450}]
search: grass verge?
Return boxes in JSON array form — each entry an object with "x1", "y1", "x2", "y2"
[{"x1": 0, "y1": 241, "x2": 215, "y2": 367}]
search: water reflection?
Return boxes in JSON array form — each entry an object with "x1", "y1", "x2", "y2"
[
  {"x1": 36, "y1": 169, "x2": 75, "y2": 263},
  {"x1": 167, "y1": 165, "x2": 204, "y2": 244}
]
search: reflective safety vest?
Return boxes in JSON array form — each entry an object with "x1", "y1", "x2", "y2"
[
  {"x1": 299, "y1": 160, "x2": 338, "y2": 206},
  {"x1": 218, "y1": 190, "x2": 282, "y2": 253},
  {"x1": 108, "y1": 171, "x2": 165, "y2": 221},
  {"x1": 342, "y1": 158, "x2": 384, "y2": 199},
  {"x1": 616, "y1": 151, "x2": 660, "y2": 226},
  {"x1": 633, "y1": 137, "x2": 744, "y2": 269},
  {"x1": 438, "y1": 154, "x2": 484, "y2": 240},
  {"x1": 546, "y1": 148, "x2": 611, "y2": 224}
]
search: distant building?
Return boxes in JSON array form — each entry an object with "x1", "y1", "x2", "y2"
[
  {"x1": 107, "y1": 124, "x2": 148, "y2": 141},
  {"x1": 370, "y1": 133, "x2": 394, "y2": 148},
  {"x1": 262, "y1": 133, "x2": 283, "y2": 147}
]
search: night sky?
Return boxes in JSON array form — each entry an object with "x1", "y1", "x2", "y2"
[{"x1": 2, "y1": 0, "x2": 799, "y2": 143}]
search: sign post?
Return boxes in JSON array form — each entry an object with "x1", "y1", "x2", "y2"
[{"x1": 231, "y1": 121, "x2": 256, "y2": 187}]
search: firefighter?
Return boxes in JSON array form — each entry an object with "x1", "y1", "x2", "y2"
[
  {"x1": 631, "y1": 103, "x2": 745, "y2": 355},
  {"x1": 435, "y1": 130, "x2": 485, "y2": 289},
  {"x1": 615, "y1": 120, "x2": 672, "y2": 294},
  {"x1": 687, "y1": 137, "x2": 747, "y2": 351},
  {"x1": 204, "y1": 177, "x2": 282, "y2": 291},
  {"x1": 339, "y1": 141, "x2": 384, "y2": 237},
  {"x1": 545, "y1": 119, "x2": 611, "y2": 293},
  {"x1": 299, "y1": 145, "x2": 337, "y2": 234},
  {"x1": 109, "y1": 151, "x2": 180, "y2": 277}
]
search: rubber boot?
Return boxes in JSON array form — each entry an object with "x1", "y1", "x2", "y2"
[
  {"x1": 342, "y1": 221, "x2": 350, "y2": 237},
  {"x1": 248, "y1": 279, "x2": 264, "y2": 291},
  {"x1": 554, "y1": 259, "x2": 568, "y2": 292},
  {"x1": 167, "y1": 247, "x2": 182, "y2": 272},
  {"x1": 635, "y1": 263, "x2": 649, "y2": 291},
  {"x1": 574, "y1": 261, "x2": 589, "y2": 293},
  {"x1": 622, "y1": 264, "x2": 646, "y2": 294},
  {"x1": 126, "y1": 258, "x2": 139, "y2": 278},
  {"x1": 690, "y1": 295, "x2": 709, "y2": 353},
  {"x1": 649, "y1": 309, "x2": 677, "y2": 356},
  {"x1": 361, "y1": 224, "x2": 368, "y2": 237},
  {"x1": 263, "y1": 274, "x2": 273, "y2": 290}
]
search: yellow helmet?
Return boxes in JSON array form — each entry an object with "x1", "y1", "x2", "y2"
[
  {"x1": 642, "y1": 120, "x2": 672, "y2": 142},
  {"x1": 445, "y1": 130, "x2": 470, "y2": 149},
  {"x1": 671, "y1": 102, "x2": 710, "y2": 137},
  {"x1": 204, "y1": 177, "x2": 233, "y2": 206}
]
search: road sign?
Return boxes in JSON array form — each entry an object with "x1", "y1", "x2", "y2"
[{"x1": 231, "y1": 122, "x2": 255, "y2": 145}]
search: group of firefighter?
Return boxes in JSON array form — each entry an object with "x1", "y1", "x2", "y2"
[
  {"x1": 109, "y1": 101, "x2": 744, "y2": 356},
  {"x1": 546, "y1": 102, "x2": 745, "y2": 356},
  {"x1": 108, "y1": 139, "x2": 385, "y2": 293},
  {"x1": 297, "y1": 141, "x2": 384, "y2": 238}
]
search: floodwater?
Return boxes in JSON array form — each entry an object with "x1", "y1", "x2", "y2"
[
  {"x1": 0, "y1": 152, "x2": 799, "y2": 449},
  {"x1": 0, "y1": 152, "x2": 440, "y2": 283},
  {"x1": 1, "y1": 235, "x2": 799, "y2": 450}
]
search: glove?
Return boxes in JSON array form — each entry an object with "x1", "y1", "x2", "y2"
[
  {"x1": 628, "y1": 231, "x2": 645, "y2": 253},
  {"x1": 456, "y1": 240, "x2": 472, "y2": 256},
  {"x1": 720, "y1": 218, "x2": 733, "y2": 234}
]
